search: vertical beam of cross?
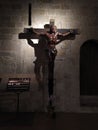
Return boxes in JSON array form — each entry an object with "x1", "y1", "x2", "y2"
[{"x1": 28, "y1": 3, "x2": 32, "y2": 26}]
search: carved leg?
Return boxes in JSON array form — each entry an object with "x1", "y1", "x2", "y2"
[{"x1": 47, "y1": 57, "x2": 56, "y2": 118}]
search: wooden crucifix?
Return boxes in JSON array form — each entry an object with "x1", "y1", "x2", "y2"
[
  {"x1": 19, "y1": 3, "x2": 79, "y2": 39},
  {"x1": 18, "y1": 3, "x2": 80, "y2": 115}
]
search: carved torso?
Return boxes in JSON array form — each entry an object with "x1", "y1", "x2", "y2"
[{"x1": 45, "y1": 32, "x2": 58, "y2": 50}]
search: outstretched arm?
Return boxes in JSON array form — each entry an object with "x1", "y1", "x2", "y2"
[
  {"x1": 56, "y1": 30, "x2": 74, "y2": 45},
  {"x1": 62, "y1": 31, "x2": 71, "y2": 36},
  {"x1": 56, "y1": 29, "x2": 74, "y2": 44},
  {"x1": 59, "y1": 29, "x2": 73, "y2": 37},
  {"x1": 26, "y1": 28, "x2": 40, "y2": 47},
  {"x1": 26, "y1": 39, "x2": 36, "y2": 47}
]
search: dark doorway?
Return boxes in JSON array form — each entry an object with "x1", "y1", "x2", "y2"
[{"x1": 80, "y1": 39, "x2": 98, "y2": 95}]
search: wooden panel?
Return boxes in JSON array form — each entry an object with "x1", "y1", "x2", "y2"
[
  {"x1": 0, "y1": 78, "x2": 2, "y2": 83},
  {"x1": 80, "y1": 40, "x2": 98, "y2": 95}
]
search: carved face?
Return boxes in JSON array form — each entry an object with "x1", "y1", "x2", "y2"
[{"x1": 50, "y1": 25, "x2": 57, "y2": 33}]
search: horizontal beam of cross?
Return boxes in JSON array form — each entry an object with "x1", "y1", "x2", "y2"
[{"x1": 18, "y1": 28, "x2": 80, "y2": 39}]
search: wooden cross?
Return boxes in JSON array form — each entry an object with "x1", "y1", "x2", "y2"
[
  {"x1": 18, "y1": 3, "x2": 80, "y2": 40},
  {"x1": 18, "y1": 4, "x2": 80, "y2": 111}
]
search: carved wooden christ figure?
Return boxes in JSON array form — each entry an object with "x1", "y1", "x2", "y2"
[
  {"x1": 19, "y1": 7, "x2": 79, "y2": 107},
  {"x1": 18, "y1": 3, "x2": 80, "y2": 113},
  {"x1": 26, "y1": 24, "x2": 74, "y2": 105}
]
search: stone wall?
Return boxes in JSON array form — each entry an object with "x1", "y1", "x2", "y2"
[{"x1": 0, "y1": 0, "x2": 98, "y2": 112}]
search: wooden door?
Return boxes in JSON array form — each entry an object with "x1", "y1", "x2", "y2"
[{"x1": 80, "y1": 39, "x2": 98, "y2": 95}]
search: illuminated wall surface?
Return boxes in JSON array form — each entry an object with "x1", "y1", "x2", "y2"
[{"x1": 0, "y1": 0, "x2": 98, "y2": 112}]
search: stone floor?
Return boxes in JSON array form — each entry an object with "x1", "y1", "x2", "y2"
[{"x1": 0, "y1": 112, "x2": 98, "y2": 130}]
